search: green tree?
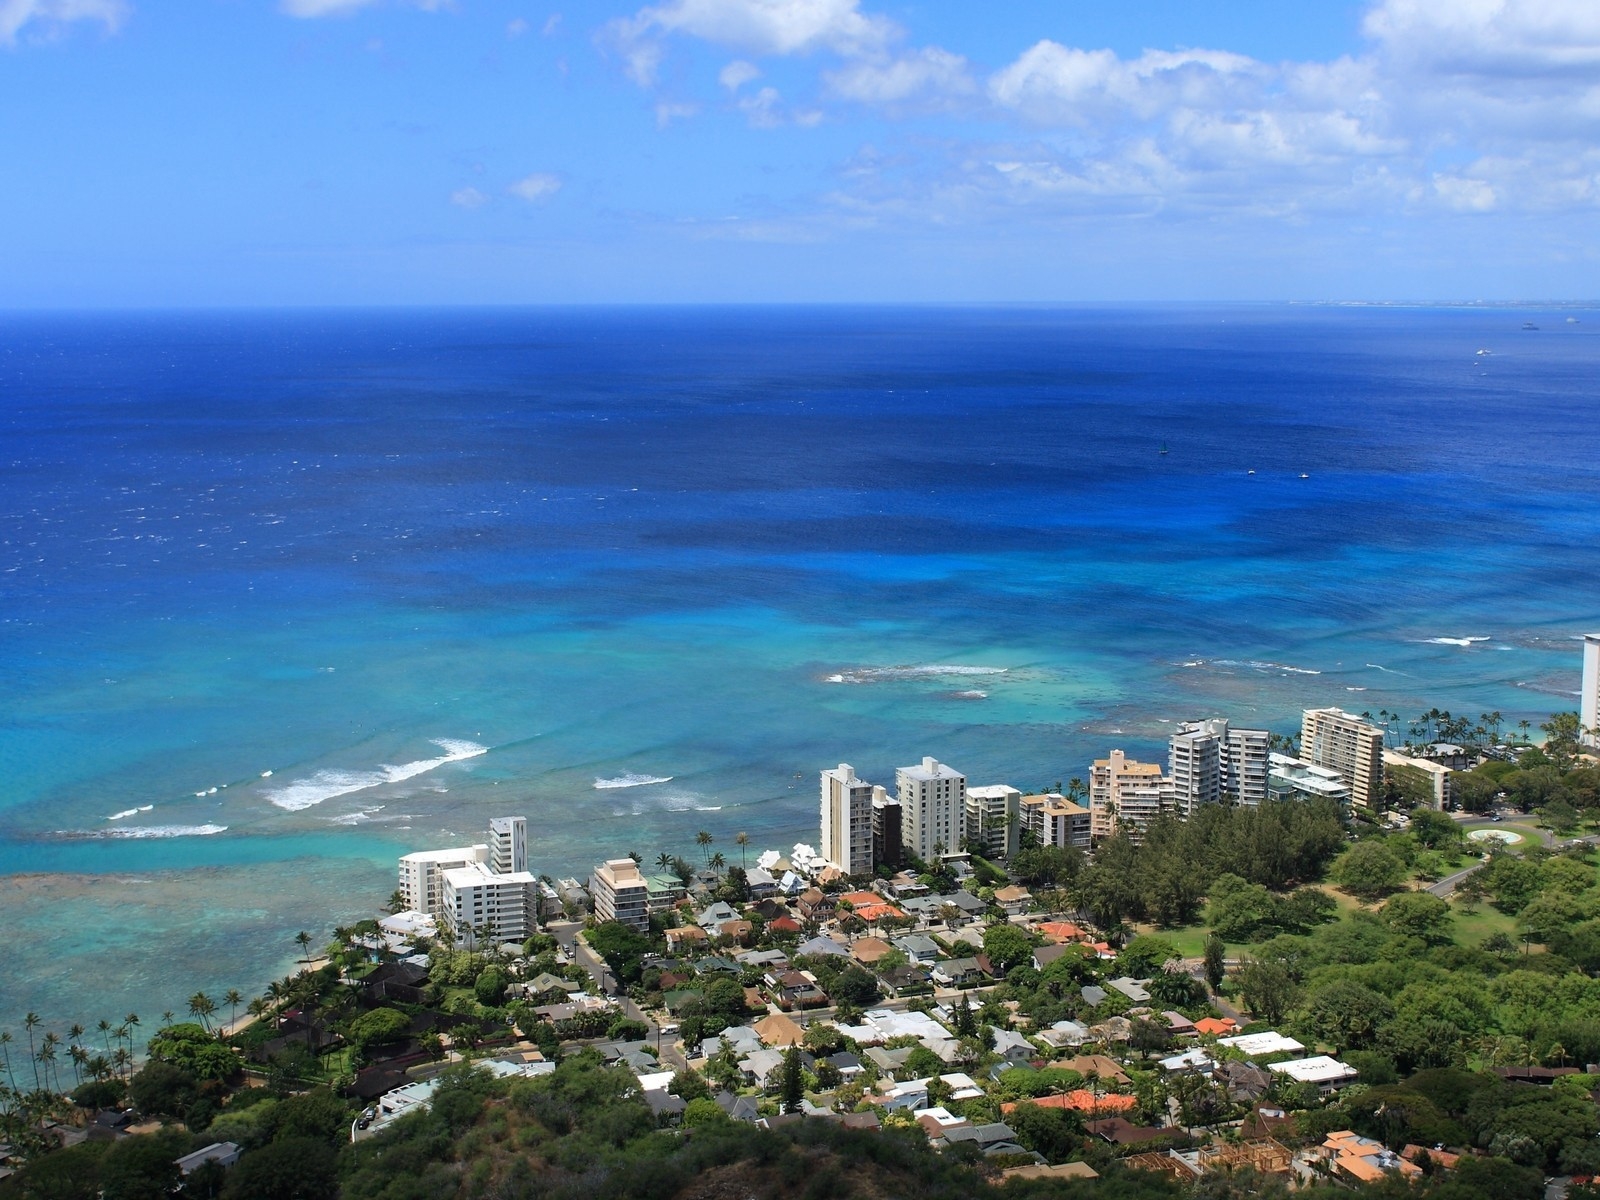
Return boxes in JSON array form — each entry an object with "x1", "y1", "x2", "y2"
[
  {"x1": 1233, "y1": 957, "x2": 1297, "y2": 1024},
  {"x1": 474, "y1": 965, "x2": 509, "y2": 1007},
  {"x1": 99, "y1": 1129, "x2": 188, "y2": 1200},
  {"x1": 981, "y1": 924, "x2": 1033, "y2": 974},
  {"x1": 1203, "y1": 933, "x2": 1227, "y2": 993},
  {"x1": 1334, "y1": 841, "x2": 1407, "y2": 899},
  {"x1": 779, "y1": 1047, "x2": 803, "y2": 1113},
  {"x1": 1381, "y1": 892, "x2": 1454, "y2": 944},
  {"x1": 220, "y1": 1137, "x2": 338, "y2": 1200}
]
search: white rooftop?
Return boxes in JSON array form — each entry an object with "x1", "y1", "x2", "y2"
[
  {"x1": 1268, "y1": 1055, "x2": 1358, "y2": 1084},
  {"x1": 1218, "y1": 1031, "x2": 1305, "y2": 1057}
]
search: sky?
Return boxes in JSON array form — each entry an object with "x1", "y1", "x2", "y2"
[{"x1": 2, "y1": 0, "x2": 1599, "y2": 305}]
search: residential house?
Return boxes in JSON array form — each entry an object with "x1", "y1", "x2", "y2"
[
  {"x1": 892, "y1": 933, "x2": 941, "y2": 963},
  {"x1": 993, "y1": 884, "x2": 1032, "y2": 914},
  {"x1": 768, "y1": 970, "x2": 828, "y2": 1009},
  {"x1": 850, "y1": 937, "x2": 893, "y2": 966},
  {"x1": 796, "y1": 889, "x2": 836, "y2": 921},
  {"x1": 794, "y1": 935, "x2": 850, "y2": 959},
  {"x1": 1269, "y1": 1056, "x2": 1359, "y2": 1092},
  {"x1": 738, "y1": 1049, "x2": 788, "y2": 1089},
  {"x1": 932, "y1": 957, "x2": 985, "y2": 986},
  {"x1": 990, "y1": 1029, "x2": 1036, "y2": 1062},
  {"x1": 1321, "y1": 1131, "x2": 1422, "y2": 1184},
  {"x1": 752, "y1": 1012, "x2": 807, "y2": 1048}
]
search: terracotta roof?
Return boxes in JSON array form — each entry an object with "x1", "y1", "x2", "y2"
[{"x1": 1002, "y1": 1091, "x2": 1136, "y2": 1115}]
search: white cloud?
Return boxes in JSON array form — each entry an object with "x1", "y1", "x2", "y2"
[
  {"x1": 738, "y1": 84, "x2": 784, "y2": 127},
  {"x1": 989, "y1": 42, "x2": 1262, "y2": 125},
  {"x1": 621, "y1": 0, "x2": 895, "y2": 58},
  {"x1": 508, "y1": 173, "x2": 563, "y2": 201},
  {"x1": 1432, "y1": 173, "x2": 1496, "y2": 211},
  {"x1": 656, "y1": 100, "x2": 700, "y2": 126},
  {"x1": 1365, "y1": 0, "x2": 1600, "y2": 73},
  {"x1": 542, "y1": 12, "x2": 561, "y2": 36},
  {"x1": 280, "y1": 0, "x2": 451, "y2": 18},
  {"x1": 719, "y1": 58, "x2": 760, "y2": 90},
  {"x1": 451, "y1": 187, "x2": 487, "y2": 208},
  {"x1": 506, "y1": 16, "x2": 529, "y2": 37},
  {"x1": 0, "y1": 0, "x2": 125, "y2": 45},
  {"x1": 825, "y1": 45, "x2": 974, "y2": 106}
]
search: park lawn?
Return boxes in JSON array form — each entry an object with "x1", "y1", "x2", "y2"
[
  {"x1": 1460, "y1": 821, "x2": 1546, "y2": 847},
  {"x1": 1447, "y1": 900, "x2": 1521, "y2": 949}
]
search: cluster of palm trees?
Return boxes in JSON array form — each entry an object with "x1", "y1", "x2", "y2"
[
  {"x1": 646, "y1": 829, "x2": 751, "y2": 883},
  {"x1": 0, "y1": 1012, "x2": 143, "y2": 1108},
  {"x1": 1361, "y1": 707, "x2": 1516, "y2": 750}
]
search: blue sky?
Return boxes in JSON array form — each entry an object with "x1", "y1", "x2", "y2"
[{"x1": 2, "y1": 0, "x2": 1598, "y2": 304}]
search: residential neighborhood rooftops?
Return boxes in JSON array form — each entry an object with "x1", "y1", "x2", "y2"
[{"x1": 1219, "y1": 1031, "x2": 1304, "y2": 1057}]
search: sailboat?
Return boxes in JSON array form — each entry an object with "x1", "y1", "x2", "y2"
[{"x1": 1158, "y1": 441, "x2": 1169, "y2": 456}]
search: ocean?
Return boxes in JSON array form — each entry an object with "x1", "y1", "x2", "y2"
[{"x1": 2, "y1": 304, "x2": 1597, "y2": 1032}]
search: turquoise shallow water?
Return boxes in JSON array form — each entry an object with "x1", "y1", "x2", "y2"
[{"x1": 2, "y1": 304, "x2": 1598, "y2": 1033}]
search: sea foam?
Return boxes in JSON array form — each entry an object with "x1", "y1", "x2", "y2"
[
  {"x1": 1213, "y1": 659, "x2": 1321, "y2": 676},
  {"x1": 74, "y1": 824, "x2": 228, "y2": 839},
  {"x1": 594, "y1": 774, "x2": 674, "y2": 789},
  {"x1": 825, "y1": 665, "x2": 1008, "y2": 684},
  {"x1": 266, "y1": 739, "x2": 488, "y2": 811},
  {"x1": 1423, "y1": 636, "x2": 1490, "y2": 647},
  {"x1": 106, "y1": 805, "x2": 154, "y2": 821}
]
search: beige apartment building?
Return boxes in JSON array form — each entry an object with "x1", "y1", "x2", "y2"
[
  {"x1": 1301, "y1": 707, "x2": 1385, "y2": 810},
  {"x1": 1020, "y1": 792, "x2": 1092, "y2": 849},
  {"x1": 590, "y1": 857, "x2": 650, "y2": 931},
  {"x1": 1089, "y1": 750, "x2": 1172, "y2": 840}
]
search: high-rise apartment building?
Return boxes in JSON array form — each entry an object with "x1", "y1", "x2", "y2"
[
  {"x1": 820, "y1": 764, "x2": 876, "y2": 876},
  {"x1": 1089, "y1": 750, "x2": 1171, "y2": 840},
  {"x1": 399, "y1": 816, "x2": 541, "y2": 946},
  {"x1": 590, "y1": 857, "x2": 650, "y2": 931},
  {"x1": 1168, "y1": 718, "x2": 1270, "y2": 814},
  {"x1": 872, "y1": 788, "x2": 903, "y2": 870},
  {"x1": 1301, "y1": 707, "x2": 1385, "y2": 810},
  {"x1": 964, "y1": 785, "x2": 1021, "y2": 859},
  {"x1": 1020, "y1": 793, "x2": 1092, "y2": 849},
  {"x1": 1583, "y1": 634, "x2": 1600, "y2": 749},
  {"x1": 897, "y1": 756, "x2": 966, "y2": 862},
  {"x1": 489, "y1": 816, "x2": 528, "y2": 875}
]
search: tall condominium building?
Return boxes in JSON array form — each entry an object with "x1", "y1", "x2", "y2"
[
  {"x1": 590, "y1": 857, "x2": 650, "y2": 931},
  {"x1": 1020, "y1": 793, "x2": 1092, "y2": 849},
  {"x1": 1301, "y1": 707, "x2": 1385, "y2": 810},
  {"x1": 1089, "y1": 750, "x2": 1172, "y2": 841},
  {"x1": 489, "y1": 816, "x2": 528, "y2": 875},
  {"x1": 398, "y1": 844, "x2": 489, "y2": 916},
  {"x1": 399, "y1": 817, "x2": 541, "y2": 946},
  {"x1": 820, "y1": 763, "x2": 877, "y2": 876},
  {"x1": 1583, "y1": 634, "x2": 1600, "y2": 749},
  {"x1": 897, "y1": 756, "x2": 966, "y2": 862},
  {"x1": 1168, "y1": 718, "x2": 1271, "y2": 814},
  {"x1": 872, "y1": 788, "x2": 903, "y2": 870},
  {"x1": 964, "y1": 785, "x2": 1021, "y2": 859},
  {"x1": 442, "y1": 863, "x2": 541, "y2": 946}
]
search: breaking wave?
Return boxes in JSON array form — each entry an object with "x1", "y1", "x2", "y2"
[
  {"x1": 106, "y1": 805, "x2": 155, "y2": 821},
  {"x1": 70, "y1": 824, "x2": 228, "y2": 839},
  {"x1": 266, "y1": 739, "x2": 488, "y2": 811},
  {"x1": 824, "y1": 665, "x2": 1008, "y2": 684},
  {"x1": 594, "y1": 774, "x2": 674, "y2": 789}
]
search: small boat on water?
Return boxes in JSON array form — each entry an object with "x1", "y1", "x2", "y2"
[
  {"x1": 1523, "y1": 322, "x2": 1539, "y2": 330},
  {"x1": 1299, "y1": 473, "x2": 1310, "y2": 479},
  {"x1": 1158, "y1": 442, "x2": 1169, "y2": 455}
]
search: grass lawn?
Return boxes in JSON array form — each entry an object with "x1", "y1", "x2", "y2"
[{"x1": 1447, "y1": 900, "x2": 1521, "y2": 949}]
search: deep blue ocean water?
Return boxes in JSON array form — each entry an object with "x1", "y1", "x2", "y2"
[{"x1": 3, "y1": 304, "x2": 1598, "y2": 1030}]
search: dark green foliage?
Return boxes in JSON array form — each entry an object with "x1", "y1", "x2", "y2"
[
  {"x1": 586, "y1": 921, "x2": 652, "y2": 986},
  {"x1": 145, "y1": 1022, "x2": 238, "y2": 1081},
  {"x1": 98, "y1": 1129, "x2": 189, "y2": 1200},
  {"x1": 473, "y1": 966, "x2": 508, "y2": 1007},
  {"x1": 128, "y1": 1060, "x2": 200, "y2": 1119},
  {"x1": 221, "y1": 1138, "x2": 338, "y2": 1200},
  {"x1": 264, "y1": 1088, "x2": 352, "y2": 1146}
]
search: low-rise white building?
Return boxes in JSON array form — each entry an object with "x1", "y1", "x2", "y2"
[
  {"x1": 398, "y1": 844, "x2": 488, "y2": 917},
  {"x1": 1269, "y1": 1055, "x2": 1359, "y2": 1091}
]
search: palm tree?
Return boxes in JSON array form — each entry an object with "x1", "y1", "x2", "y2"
[
  {"x1": 22, "y1": 1014, "x2": 40, "y2": 1093},
  {"x1": 188, "y1": 992, "x2": 216, "y2": 1032},
  {"x1": 709, "y1": 851, "x2": 726, "y2": 874},
  {"x1": 161, "y1": 1011, "x2": 175, "y2": 1027},
  {"x1": 295, "y1": 930, "x2": 314, "y2": 965},
  {"x1": 38, "y1": 1035, "x2": 58, "y2": 1095},
  {"x1": 96, "y1": 1019, "x2": 112, "y2": 1056},
  {"x1": 695, "y1": 830, "x2": 714, "y2": 867},
  {"x1": 734, "y1": 832, "x2": 750, "y2": 868},
  {"x1": 69, "y1": 1045, "x2": 88, "y2": 1087},
  {"x1": 1518, "y1": 719, "x2": 1531, "y2": 744},
  {"x1": 225, "y1": 989, "x2": 243, "y2": 1032},
  {"x1": 655, "y1": 851, "x2": 673, "y2": 871}
]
